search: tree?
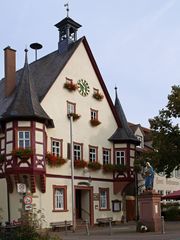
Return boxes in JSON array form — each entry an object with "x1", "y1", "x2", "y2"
[{"x1": 148, "y1": 85, "x2": 180, "y2": 177}]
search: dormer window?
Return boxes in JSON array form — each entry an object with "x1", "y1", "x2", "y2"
[{"x1": 136, "y1": 135, "x2": 144, "y2": 148}]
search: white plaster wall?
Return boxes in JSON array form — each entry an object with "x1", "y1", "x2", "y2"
[
  {"x1": 6, "y1": 130, "x2": 13, "y2": 142},
  {"x1": 41, "y1": 42, "x2": 118, "y2": 178},
  {"x1": 18, "y1": 121, "x2": 31, "y2": 127},
  {"x1": 35, "y1": 131, "x2": 43, "y2": 143},
  {"x1": 0, "y1": 179, "x2": 8, "y2": 223}
]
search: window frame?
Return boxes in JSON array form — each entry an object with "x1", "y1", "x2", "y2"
[
  {"x1": 17, "y1": 130, "x2": 31, "y2": 148},
  {"x1": 53, "y1": 185, "x2": 67, "y2": 212},
  {"x1": 89, "y1": 145, "x2": 98, "y2": 162},
  {"x1": 102, "y1": 148, "x2": 111, "y2": 165},
  {"x1": 90, "y1": 108, "x2": 98, "y2": 120},
  {"x1": 67, "y1": 101, "x2": 76, "y2": 114},
  {"x1": 99, "y1": 188, "x2": 110, "y2": 211},
  {"x1": 73, "y1": 142, "x2": 83, "y2": 161},
  {"x1": 114, "y1": 149, "x2": 126, "y2": 165},
  {"x1": 51, "y1": 138, "x2": 63, "y2": 157}
]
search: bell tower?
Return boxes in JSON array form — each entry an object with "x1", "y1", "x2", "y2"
[{"x1": 55, "y1": 5, "x2": 81, "y2": 53}]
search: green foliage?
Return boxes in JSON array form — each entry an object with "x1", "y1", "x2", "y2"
[
  {"x1": 162, "y1": 206, "x2": 180, "y2": 221},
  {"x1": 147, "y1": 85, "x2": 180, "y2": 177},
  {"x1": 87, "y1": 161, "x2": 101, "y2": 170},
  {"x1": 1, "y1": 208, "x2": 62, "y2": 240}
]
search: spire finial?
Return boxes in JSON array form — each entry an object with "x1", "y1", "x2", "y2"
[
  {"x1": 115, "y1": 86, "x2": 118, "y2": 99},
  {"x1": 24, "y1": 48, "x2": 28, "y2": 64},
  {"x1": 64, "y1": 3, "x2": 69, "y2": 17}
]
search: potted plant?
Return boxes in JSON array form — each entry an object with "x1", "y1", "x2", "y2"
[
  {"x1": 12, "y1": 148, "x2": 33, "y2": 160},
  {"x1": 114, "y1": 164, "x2": 128, "y2": 172},
  {"x1": 90, "y1": 119, "x2": 101, "y2": 127},
  {"x1": 64, "y1": 81, "x2": 77, "y2": 91},
  {"x1": 46, "y1": 153, "x2": 66, "y2": 167},
  {"x1": 74, "y1": 159, "x2": 87, "y2": 169},
  {"x1": 88, "y1": 161, "x2": 101, "y2": 170},
  {"x1": 67, "y1": 113, "x2": 81, "y2": 121},
  {"x1": 93, "y1": 92, "x2": 104, "y2": 101},
  {"x1": 102, "y1": 163, "x2": 115, "y2": 173}
]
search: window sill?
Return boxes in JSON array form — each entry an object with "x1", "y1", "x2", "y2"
[
  {"x1": 52, "y1": 209, "x2": 69, "y2": 212},
  {"x1": 99, "y1": 208, "x2": 111, "y2": 211}
]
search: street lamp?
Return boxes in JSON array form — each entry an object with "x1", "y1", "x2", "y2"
[{"x1": 69, "y1": 114, "x2": 76, "y2": 232}]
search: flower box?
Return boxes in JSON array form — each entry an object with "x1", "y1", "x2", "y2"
[
  {"x1": 93, "y1": 92, "x2": 104, "y2": 101},
  {"x1": 114, "y1": 164, "x2": 128, "y2": 172},
  {"x1": 103, "y1": 163, "x2": 115, "y2": 173},
  {"x1": 74, "y1": 159, "x2": 87, "y2": 169},
  {"x1": 88, "y1": 161, "x2": 101, "y2": 170},
  {"x1": 64, "y1": 82, "x2": 77, "y2": 91},
  {"x1": 12, "y1": 148, "x2": 33, "y2": 160},
  {"x1": 67, "y1": 113, "x2": 81, "y2": 121},
  {"x1": 90, "y1": 119, "x2": 101, "y2": 126},
  {"x1": 46, "y1": 153, "x2": 66, "y2": 167}
]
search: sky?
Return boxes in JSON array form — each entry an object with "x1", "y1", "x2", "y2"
[{"x1": 1, "y1": 0, "x2": 180, "y2": 128}]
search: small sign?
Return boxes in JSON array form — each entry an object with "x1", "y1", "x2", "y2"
[
  {"x1": 17, "y1": 183, "x2": 26, "y2": 193},
  {"x1": 24, "y1": 195, "x2": 32, "y2": 205},
  {"x1": 25, "y1": 204, "x2": 32, "y2": 211},
  {"x1": 93, "y1": 193, "x2": 99, "y2": 201}
]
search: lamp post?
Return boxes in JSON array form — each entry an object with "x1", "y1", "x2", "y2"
[{"x1": 69, "y1": 114, "x2": 76, "y2": 231}]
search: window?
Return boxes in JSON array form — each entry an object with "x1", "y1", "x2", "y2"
[
  {"x1": 157, "y1": 190, "x2": 164, "y2": 195},
  {"x1": 53, "y1": 185, "x2": 67, "y2": 211},
  {"x1": 90, "y1": 109, "x2": 98, "y2": 120},
  {"x1": 89, "y1": 146, "x2": 98, "y2": 162},
  {"x1": 115, "y1": 150, "x2": 125, "y2": 165},
  {"x1": 136, "y1": 135, "x2": 144, "y2": 148},
  {"x1": 103, "y1": 148, "x2": 111, "y2": 165},
  {"x1": 74, "y1": 143, "x2": 82, "y2": 160},
  {"x1": 18, "y1": 131, "x2": 30, "y2": 148},
  {"x1": 51, "y1": 138, "x2": 62, "y2": 157},
  {"x1": 93, "y1": 88, "x2": 99, "y2": 94},
  {"x1": 66, "y1": 77, "x2": 73, "y2": 84},
  {"x1": 99, "y1": 188, "x2": 109, "y2": 210},
  {"x1": 67, "y1": 101, "x2": 76, "y2": 114}
]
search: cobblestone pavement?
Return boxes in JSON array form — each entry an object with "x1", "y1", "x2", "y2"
[{"x1": 50, "y1": 221, "x2": 180, "y2": 240}]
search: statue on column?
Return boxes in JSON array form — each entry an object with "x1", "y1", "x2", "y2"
[{"x1": 144, "y1": 162, "x2": 154, "y2": 190}]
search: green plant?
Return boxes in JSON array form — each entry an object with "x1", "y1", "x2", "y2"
[
  {"x1": 64, "y1": 82, "x2": 77, "y2": 91},
  {"x1": 46, "y1": 153, "x2": 66, "y2": 167},
  {"x1": 67, "y1": 113, "x2": 81, "y2": 121},
  {"x1": 103, "y1": 163, "x2": 115, "y2": 172},
  {"x1": 12, "y1": 148, "x2": 33, "y2": 160},
  {"x1": 74, "y1": 159, "x2": 87, "y2": 168},
  {"x1": 93, "y1": 92, "x2": 104, "y2": 100},
  {"x1": 114, "y1": 164, "x2": 128, "y2": 172},
  {"x1": 88, "y1": 161, "x2": 101, "y2": 170}
]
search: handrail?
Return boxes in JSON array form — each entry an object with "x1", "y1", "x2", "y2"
[{"x1": 81, "y1": 208, "x2": 90, "y2": 217}]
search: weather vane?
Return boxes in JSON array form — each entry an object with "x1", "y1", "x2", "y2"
[{"x1": 64, "y1": 3, "x2": 69, "y2": 17}]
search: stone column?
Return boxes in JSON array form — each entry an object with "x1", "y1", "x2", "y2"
[{"x1": 139, "y1": 190, "x2": 161, "y2": 232}]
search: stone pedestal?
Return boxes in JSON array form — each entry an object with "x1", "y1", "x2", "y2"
[{"x1": 139, "y1": 190, "x2": 161, "y2": 232}]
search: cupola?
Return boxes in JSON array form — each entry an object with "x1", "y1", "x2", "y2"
[{"x1": 55, "y1": 5, "x2": 81, "y2": 53}]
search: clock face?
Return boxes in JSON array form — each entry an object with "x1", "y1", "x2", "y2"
[{"x1": 77, "y1": 79, "x2": 90, "y2": 96}]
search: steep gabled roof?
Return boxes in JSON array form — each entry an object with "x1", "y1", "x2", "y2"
[
  {"x1": 2, "y1": 50, "x2": 54, "y2": 128},
  {"x1": 0, "y1": 36, "x2": 122, "y2": 128},
  {"x1": 109, "y1": 88, "x2": 139, "y2": 144},
  {"x1": 0, "y1": 37, "x2": 83, "y2": 121}
]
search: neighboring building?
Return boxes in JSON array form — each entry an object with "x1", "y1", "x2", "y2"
[
  {"x1": 0, "y1": 15, "x2": 139, "y2": 226},
  {"x1": 129, "y1": 123, "x2": 180, "y2": 197}
]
